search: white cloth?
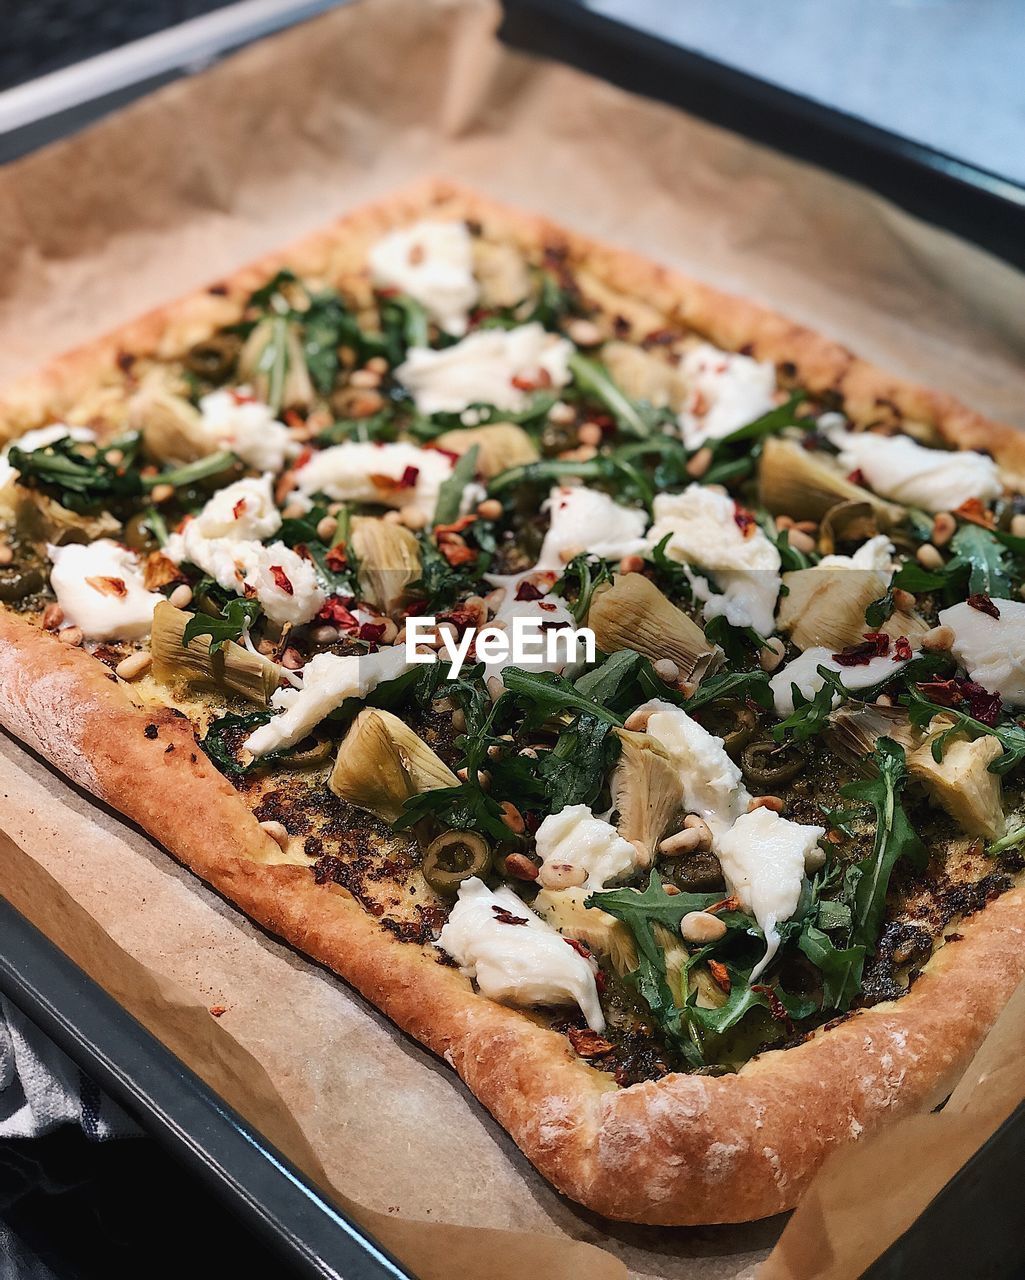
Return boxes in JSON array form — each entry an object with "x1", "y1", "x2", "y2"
[{"x1": 0, "y1": 997, "x2": 139, "y2": 1141}]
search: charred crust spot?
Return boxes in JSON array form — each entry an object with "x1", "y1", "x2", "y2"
[
  {"x1": 115, "y1": 350, "x2": 136, "y2": 374},
  {"x1": 164, "y1": 744, "x2": 175, "y2": 754},
  {"x1": 144, "y1": 724, "x2": 159, "y2": 739},
  {"x1": 207, "y1": 282, "x2": 229, "y2": 296}
]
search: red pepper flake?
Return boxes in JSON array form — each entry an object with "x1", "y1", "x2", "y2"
[
  {"x1": 916, "y1": 678, "x2": 963, "y2": 706},
  {"x1": 954, "y1": 497, "x2": 996, "y2": 530},
  {"x1": 515, "y1": 580, "x2": 544, "y2": 602},
  {"x1": 269, "y1": 565, "x2": 294, "y2": 595},
  {"x1": 492, "y1": 906, "x2": 528, "y2": 926},
  {"x1": 325, "y1": 543, "x2": 348, "y2": 572},
  {"x1": 564, "y1": 938, "x2": 594, "y2": 961},
  {"x1": 847, "y1": 468, "x2": 866, "y2": 486},
  {"x1": 318, "y1": 596, "x2": 359, "y2": 630},
  {"x1": 594, "y1": 969, "x2": 608, "y2": 995},
  {"x1": 752, "y1": 984, "x2": 794, "y2": 1031},
  {"x1": 399, "y1": 464, "x2": 420, "y2": 489},
  {"x1": 510, "y1": 368, "x2": 553, "y2": 392},
  {"x1": 962, "y1": 679, "x2": 1002, "y2": 726},
  {"x1": 230, "y1": 388, "x2": 258, "y2": 405},
  {"x1": 538, "y1": 601, "x2": 558, "y2": 612},
  {"x1": 706, "y1": 895, "x2": 742, "y2": 915},
  {"x1": 832, "y1": 634, "x2": 889, "y2": 666},
  {"x1": 358, "y1": 621, "x2": 387, "y2": 643},
  {"x1": 437, "y1": 607, "x2": 478, "y2": 633},
  {"x1": 439, "y1": 541, "x2": 477, "y2": 567},
  {"x1": 566, "y1": 1027, "x2": 615, "y2": 1058},
  {"x1": 85, "y1": 575, "x2": 128, "y2": 598},
  {"x1": 893, "y1": 635, "x2": 913, "y2": 661},
  {"x1": 708, "y1": 959, "x2": 731, "y2": 993},
  {"x1": 233, "y1": 498, "x2": 247, "y2": 519},
  {"x1": 283, "y1": 408, "x2": 306, "y2": 429},
  {"x1": 434, "y1": 514, "x2": 478, "y2": 537},
  {"x1": 209, "y1": 1005, "x2": 227, "y2": 1018},
  {"x1": 291, "y1": 445, "x2": 313, "y2": 470},
  {"x1": 425, "y1": 444, "x2": 461, "y2": 465},
  {"x1": 733, "y1": 504, "x2": 758, "y2": 538},
  {"x1": 968, "y1": 592, "x2": 1001, "y2": 619}
]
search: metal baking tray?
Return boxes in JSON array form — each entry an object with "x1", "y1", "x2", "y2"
[
  {"x1": 499, "y1": 0, "x2": 1025, "y2": 271},
  {"x1": 0, "y1": 895, "x2": 414, "y2": 1280}
]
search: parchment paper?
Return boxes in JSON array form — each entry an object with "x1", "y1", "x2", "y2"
[{"x1": 1, "y1": 2, "x2": 1024, "y2": 1277}]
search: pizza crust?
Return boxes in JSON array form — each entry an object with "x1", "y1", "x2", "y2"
[{"x1": 2, "y1": 180, "x2": 1024, "y2": 1225}]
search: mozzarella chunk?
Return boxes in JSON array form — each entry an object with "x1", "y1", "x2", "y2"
[
  {"x1": 939, "y1": 599, "x2": 1025, "y2": 706},
  {"x1": 677, "y1": 343, "x2": 777, "y2": 449},
  {"x1": 245, "y1": 646, "x2": 412, "y2": 757},
  {"x1": 197, "y1": 389, "x2": 295, "y2": 473},
  {"x1": 173, "y1": 475, "x2": 282, "y2": 549},
  {"x1": 644, "y1": 485, "x2": 781, "y2": 636},
  {"x1": 716, "y1": 808, "x2": 824, "y2": 981},
  {"x1": 535, "y1": 804, "x2": 639, "y2": 890},
  {"x1": 826, "y1": 426, "x2": 1002, "y2": 513},
  {"x1": 247, "y1": 544, "x2": 324, "y2": 625},
  {"x1": 816, "y1": 534, "x2": 896, "y2": 572},
  {"x1": 640, "y1": 699, "x2": 750, "y2": 835},
  {"x1": 368, "y1": 219, "x2": 478, "y2": 336},
  {"x1": 436, "y1": 877, "x2": 604, "y2": 1031},
  {"x1": 769, "y1": 645, "x2": 912, "y2": 717},
  {"x1": 395, "y1": 323, "x2": 572, "y2": 416},
  {"x1": 482, "y1": 578, "x2": 580, "y2": 686},
  {"x1": 294, "y1": 441, "x2": 454, "y2": 521},
  {"x1": 536, "y1": 485, "x2": 649, "y2": 570},
  {"x1": 47, "y1": 539, "x2": 161, "y2": 641}
]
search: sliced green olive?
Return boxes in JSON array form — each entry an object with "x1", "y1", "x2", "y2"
[
  {"x1": 422, "y1": 830, "x2": 492, "y2": 896},
  {"x1": 740, "y1": 737, "x2": 807, "y2": 788},
  {"x1": 123, "y1": 511, "x2": 159, "y2": 554},
  {"x1": 696, "y1": 698, "x2": 759, "y2": 757},
  {"x1": 184, "y1": 332, "x2": 242, "y2": 382},
  {"x1": 0, "y1": 567, "x2": 45, "y2": 602},
  {"x1": 279, "y1": 736, "x2": 333, "y2": 770}
]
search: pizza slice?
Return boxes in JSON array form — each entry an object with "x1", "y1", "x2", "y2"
[{"x1": 2, "y1": 179, "x2": 1024, "y2": 1225}]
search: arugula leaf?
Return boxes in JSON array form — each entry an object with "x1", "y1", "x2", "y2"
[
  {"x1": 904, "y1": 686, "x2": 1025, "y2": 775},
  {"x1": 686, "y1": 978, "x2": 771, "y2": 1040},
  {"x1": 9, "y1": 435, "x2": 144, "y2": 510},
  {"x1": 395, "y1": 781, "x2": 511, "y2": 843},
  {"x1": 703, "y1": 615, "x2": 763, "y2": 665},
  {"x1": 433, "y1": 446, "x2": 479, "y2": 527},
  {"x1": 316, "y1": 412, "x2": 397, "y2": 446},
  {"x1": 945, "y1": 525, "x2": 1015, "y2": 599},
  {"x1": 644, "y1": 532, "x2": 693, "y2": 600},
  {"x1": 182, "y1": 597, "x2": 262, "y2": 653},
  {"x1": 573, "y1": 649, "x2": 644, "y2": 706},
  {"x1": 865, "y1": 588, "x2": 895, "y2": 629},
  {"x1": 841, "y1": 739, "x2": 927, "y2": 954},
  {"x1": 379, "y1": 294, "x2": 431, "y2": 364},
  {"x1": 554, "y1": 554, "x2": 612, "y2": 624},
  {"x1": 200, "y1": 710, "x2": 273, "y2": 776},
  {"x1": 411, "y1": 534, "x2": 479, "y2": 609},
  {"x1": 770, "y1": 524, "x2": 817, "y2": 571},
  {"x1": 891, "y1": 560, "x2": 948, "y2": 594},
  {"x1": 567, "y1": 352, "x2": 656, "y2": 439},
  {"x1": 988, "y1": 824, "x2": 1025, "y2": 857},
  {"x1": 798, "y1": 923, "x2": 865, "y2": 1010},
  {"x1": 772, "y1": 666, "x2": 847, "y2": 743},
  {"x1": 145, "y1": 451, "x2": 238, "y2": 493},
  {"x1": 501, "y1": 667, "x2": 625, "y2": 728},
  {"x1": 682, "y1": 669, "x2": 773, "y2": 713},
  {"x1": 535, "y1": 714, "x2": 618, "y2": 811}
]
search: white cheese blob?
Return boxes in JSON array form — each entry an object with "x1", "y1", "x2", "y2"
[
  {"x1": 47, "y1": 539, "x2": 162, "y2": 641},
  {"x1": 536, "y1": 485, "x2": 649, "y2": 570},
  {"x1": 769, "y1": 644, "x2": 912, "y2": 718},
  {"x1": 197, "y1": 389, "x2": 295, "y2": 473},
  {"x1": 395, "y1": 323, "x2": 572, "y2": 417},
  {"x1": 247, "y1": 544, "x2": 324, "y2": 626},
  {"x1": 294, "y1": 441, "x2": 454, "y2": 521},
  {"x1": 535, "y1": 804, "x2": 639, "y2": 890},
  {"x1": 172, "y1": 474, "x2": 282, "y2": 551},
  {"x1": 816, "y1": 533, "x2": 896, "y2": 572},
  {"x1": 368, "y1": 219, "x2": 478, "y2": 336},
  {"x1": 827, "y1": 426, "x2": 1002, "y2": 513},
  {"x1": 244, "y1": 646, "x2": 412, "y2": 757},
  {"x1": 436, "y1": 877, "x2": 604, "y2": 1031},
  {"x1": 643, "y1": 484, "x2": 781, "y2": 636},
  {"x1": 716, "y1": 808, "x2": 824, "y2": 981},
  {"x1": 677, "y1": 343, "x2": 777, "y2": 449},
  {"x1": 482, "y1": 576, "x2": 580, "y2": 687},
  {"x1": 0, "y1": 425, "x2": 96, "y2": 509},
  {"x1": 639, "y1": 699, "x2": 750, "y2": 835},
  {"x1": 939, "y1": 599, "x2": 1025, "y2": 706}
]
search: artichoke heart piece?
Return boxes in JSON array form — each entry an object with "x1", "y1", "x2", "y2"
[
  {"x1": 759, "y1": 437, "x2": 904, "y2": 527},
  {"x1": 238, "y1": 316, "x2": 314, "y2": 411},
  {"x1": 909, "y1": 727, "x2": 1005, "y2": 840},
  {"x1": 818, "y1": 500, "x2": 878, "y2": 557},
  {"x1": 825, "y1": 702, "x2": 919, "y2": 766},
  {"x1": 350, "y1": 517, "x2": 421, "y2": 616},
  {"x1": 433, "y1": 423, "x2": 539, "y2": 478},
  {"x1": 588, "y1": 573, "x2": 723, "y2": 682},
  {"x1": 329, "y1": 707, "x2": 458, "y2": 824},
  {"x1": 600, "y1": 341, "x2": 684, "y2": 410},
  {"x1": 130, "y1": 386, "x2": 212, "y2": 465},
  {"x1": 777, "y1": 568, "x2": 930, "y2": 651},
  {"x1": 14, "y1": 490, "x2": 121, "y2": 544},
  {"x1": 150, "y1": 601, "x2": 279, "y2": 705},
  {"x1": 611, "y1": 728, "x2": 684, "y2": 867},
  {"x1": 533, "y1": 887, "x2": 638, "y2": 976},
  {"x1": 472, "y1": 240, "x2": 532, "y2": 309}
]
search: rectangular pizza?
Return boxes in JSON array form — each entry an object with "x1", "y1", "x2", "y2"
[{"x1": 1, "y1": 179, "x2": 1024, "y2": 1225}]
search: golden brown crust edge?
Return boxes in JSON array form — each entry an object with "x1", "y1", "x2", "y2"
[
  {"x1": 2, "y1": 177, "x2": 1024, "y2": 486},
  {"x1": 2, "y1": 608, "x2": 1024, "y2": 1227}
]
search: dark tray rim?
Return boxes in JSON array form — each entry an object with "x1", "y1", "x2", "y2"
[{"x1": 0, "y1": 894, "x2": 414, "y2": 1280}]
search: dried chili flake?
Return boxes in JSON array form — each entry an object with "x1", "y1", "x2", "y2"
[
  {"x1": 752, "y1": 984, "x2": 794, "y2": 1031},
  {"x1": 318, "y1": 596, "x2": 359, "y2": 630},
  {"x1": 962, "y1": 680, "x2": 1002, "y2": 726},
  {"x1": 439, "y1": 541, "x2": 476, "y2": 567},
  {"x1": 85, "y1": 575, "x2": 128, "y2": 598},
  {"x1": 567, "y1": 1027, "x2": 615, "y2": 1058},
  {"x1": 733, "y1": 505, "x2": 758, "y2": 538},
  {"x1": 269, "y1": 566, "x2": 294, "y2": 595},
  {"x1": 492, "y1": 906, "x2": 528, "y2": 926},
  {"x1": 954, "y1": 497, "x2": 996, "y2": 529},
  {"x1": 968, "y1": 592, "x2": 1001, "y2": 619},
  {"x1": 434, "y1": 514, "x2": 478, "y2": 538},
  {"x1": 325, "y1": 544, "x2": 348, "y2": 573},
  {"x1": 232, "y1": 498, "x2": 247, "y2": 519},
  {"x1": 847, "y1": 468, "x2": 866, "y2": 486},
  {"x1": 708, "y1": 960, "x2": 731, "y2": 993},
  {"x1": 511, "y1": 368, "x2": 553, "y2": 392},
  {"x1": 358, "y1": 621, "x2": 387, "y2": 643},
  {"x1": 916, "y1": 678, "x2": 963, "y2": 706},
  {"x1": 292, "y1": 446, "x2": 313, "y2": 470},
  {"x1": 893, "y1": 635, "x2": 913, "y2": 662},
  {"x1": 515, "y1": 580, "x2": 544, "y2": 602},
  {"x1": 832, "y1": 634, "x2": 889, "y2": 666},
  {"x1": 564, "y1": 938, "x2": 594, "y2": 961}
]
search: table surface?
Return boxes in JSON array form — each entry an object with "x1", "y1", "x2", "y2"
[{"x1": 587, "y1": 0, "x2": 1025, "y2": 185}]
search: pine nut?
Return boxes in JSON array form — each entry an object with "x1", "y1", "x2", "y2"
[
  {"x1": 805, "y1": 844, "x2": 828, "y2": 873},
  {"x1": 42, "y1": 603, "x2": 64, "y2": 630},
  {"x1": 169, "y1": 583, "x2": 193, "y2": 609},
  {"x1": 365, "y1": 356, "x2": 389, "y2": 375},
  {"x1": 682, "y1": 814, "x2": 714, "y2": 849},
  {"x1": 659, "y1": 828, "x2": 703, "y2": 855},
  {"x1": 503, "y1": 853, "x2": 539, "y2": 882},
  {"x1": 539, "y1": 861, "x2": 586, "y2": 889},
  {"x1": 259, "y1": 820, "x2": 290, "y2": 851},
  {"x1": 921, "y1": 624, "x2": 955, "y2": 652},
  {"x1": 892, "y1": 588, "x2": 916, "y2": 612},
  {"x1": 625, "y1": 705, "x2": 654, "y2": 731},
  {"x1": 476, "y1": 498, "x2": 503, "y2": 521},
  {"x1": 1011, "y1": 514, "x2": 1025, "y2": 539},
  {"x1": 59, "y1": 626, "x2": 83, "y2": 647},
  {"x1": 150, "y1": 483, "x2": 175, "y2": 504},
  {"x1": 653, "y1": 658, "x2": 679, "y2": 683},
  {"x1": 105, "y1": 449, "x2": 124, "y2": 466},
  {"x1": 686, "y1": 446, "x2": 713, "y2": 479},
  {"x1": 281, "y1": 647, "x2": 304, "y2": 670},
  {"x1": 578, "y1": 422, "x2": 603, "y2": 447},
  {"x1": 115, "y1": 651, "x2": 152, "y2": 680},
  {"x1": 547, "y1": 401, "x2": 576, "y2": 425},
  {"x1": 451, "y1": 708, "x2": 467, "y2": 733},
  {"x1": 399, "y1": 505, "x2": 428, "y2": 530},
  {"x1": 680, "y1": 911, "x2": 728, "y2": 944},
  {"x1": 759, "y1": 637, "x2": 786, "y2": 672},
  {"x1": 775, "y1": 515, "x2": 795, "y2": 531},
  {"x1": 383, "y1": 510, "x2": 403, "y2": 525},
  {"x1": 787, "y1": 528, "x2": 816, "y2": 555},
  {"x1": 349, "y1": 369, "x2": 381, "y2": 389},
  {"x1": 498, "y1": 803, "x2": 526, "y2": 837},
  {"x1": 748, "y1": 795, "x2": 784, "y2": 814},
  {"x1": 316, "y1": 515, "x2": 338, "y2": 542},
  {"x1": 916, "y1": 543, "x2": 944, "y2": 570},
  {"x1": 619, "y1": 554, "x2": 645, "y2": 574},
  {"x1": 794, "y1": 520, "x2": 818, "y2": 535},
  {"x1": 566, "y1": 318, "x2": 603, "y2": 347},
  {"x1": 931, "y1": 512, "x2": 956, "y2": 546},
  {"x1": 0, "y1": 544, "x2": 12, "y2": 566}
]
